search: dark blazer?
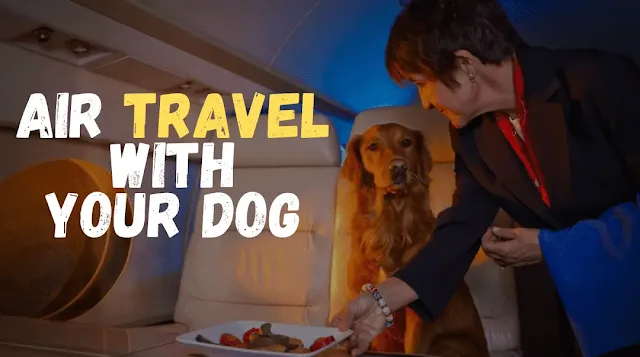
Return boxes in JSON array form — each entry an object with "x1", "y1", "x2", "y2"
[{"x1": 394, "y1": 46, "x2": 640, "y2": 354}]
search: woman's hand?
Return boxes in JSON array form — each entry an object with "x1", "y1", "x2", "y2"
[
  {"x1": 331, "y1": 292, "x2": 385, "y2": 356},
  {"x1": 481, "y1": 227, "x2": 542, "y2": 267}
]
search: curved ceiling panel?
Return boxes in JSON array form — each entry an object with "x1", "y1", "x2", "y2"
[
  {"x1": 503, "y1": 0, "x2": 640, "y2": 62},
  {"x1": 269, "y1": 0, "x2": 416, "y2": 113},
  {"x1": 130, "y1": 0, "x2": 416, "y2": 115},
  {"x1": 130, "y1": 0, "x2": 639, "y2": 120},
  {"x1": 131, "y1": 0, "x2": 319, "y2": 64}
]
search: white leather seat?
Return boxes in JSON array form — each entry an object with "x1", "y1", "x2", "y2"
[
  {"x1": 330, "y1": 106, "x2": 522, "y2": 356},
  {"x1": 172, "y1": 112, "x2": 342, "y2": 330}
]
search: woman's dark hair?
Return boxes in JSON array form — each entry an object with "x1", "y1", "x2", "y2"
[{"x1": 385, "y1": 0, "x2": 526, "y2": 87}]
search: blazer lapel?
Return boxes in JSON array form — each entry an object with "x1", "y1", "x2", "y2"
[
  {"x1": 525, "y1": 99, "x2": 572, "y2": 214},
  {"x1": 518, "y1": 47, "x2": 573, "y2": 217},
  {"x1": 473, "y1": 116, "x2": 558, "y2": 224}
]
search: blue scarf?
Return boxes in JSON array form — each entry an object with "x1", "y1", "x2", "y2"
[{"x1": 539, "y1": 195, "x2": 640, "y2": 357}]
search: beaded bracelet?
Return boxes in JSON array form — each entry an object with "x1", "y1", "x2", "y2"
[{"x1": 362, "y1": 283, "x2": 394, "y2": 328}]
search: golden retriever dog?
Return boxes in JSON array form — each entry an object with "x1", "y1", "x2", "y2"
[{"x1": 341, "y1": 123, "x2": 489, "y2": 357}]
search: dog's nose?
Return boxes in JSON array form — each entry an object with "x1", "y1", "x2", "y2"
[
  {"x1": 389, "y1": 159, "x2": 407, "y2": 184},
  {"x1": 389, "y1": 159, "x2": 407, "y2": 173}
]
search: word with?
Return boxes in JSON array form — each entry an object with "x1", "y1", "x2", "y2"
[
  {"x1": 124, "y1": 92, "x2": 329, "y2": 139},
  {"x1": 45, "y1": 191, "x2": 299, "y2": 239},
  {"x1": 110, "y1": 142, "x2": 234, "y2": 189}
]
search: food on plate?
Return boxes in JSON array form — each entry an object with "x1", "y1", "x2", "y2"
[
  {"x1": 309, "y1": 336, "x2": 336, "y2": 351},
  {"x1": 255, "y1": 344, "x2": 288, "y2": 352},
  {"x1": 220, "y1": 333, "x2": 243, "y2": 347},
  {"x1": 194, "y1": 322, "x2": 336, "y2": 353},
  {"x1": 243, "y1": 327, "x2": 261, "y2": 344},
  {"x1": 195, "y1": 334, "x2": 214, "y2": 344}
]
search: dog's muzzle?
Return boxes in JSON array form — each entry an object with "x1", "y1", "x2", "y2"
[{"x1": 389, "y1": 159, "x2": 408, "y2": 185}]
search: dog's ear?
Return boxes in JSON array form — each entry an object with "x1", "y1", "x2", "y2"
[
  {"x1": 342, "y1": 135, "x2": 375, "y2": 188},
  {"x1": 413, "y1": 130, "x2": 432, "y2": 180},
  {"x1": 341, "y1": 135, "x2": 364, "y2": 185}
]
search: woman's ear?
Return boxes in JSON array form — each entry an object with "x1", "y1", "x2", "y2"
[
  {"x1": 454, "y1": 49, "x2": 477, "y2": 80},
  {"x1": 341, "y1": 136, "x2": 364, "y2": 185}
]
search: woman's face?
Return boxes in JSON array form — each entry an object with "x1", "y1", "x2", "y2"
[{"x1": 412, "y1": 64, "x2": 478, "y2": 128}]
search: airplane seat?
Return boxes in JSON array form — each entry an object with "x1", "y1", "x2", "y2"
[
  {"x1": 329, "y1": 106, "x2": 521, "y2": 357},
  {"x1": 172, "y1": 112, "x2": 342, "y2": 331}
]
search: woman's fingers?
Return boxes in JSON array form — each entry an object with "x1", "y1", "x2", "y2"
[
  {"x1": 332, "y1": 303, "x2": 356, "y2": 332},
  {"x1": 347, "y1": 333, "x2": 358, "y2": 351},
  {"x1": 339, "y1": 310, "x2": 355, "y2": 332},
  {"x1": 333, "y1": 295, "x2": 383, "y2": 355},
  {"x1": 483, "y1": 249, "x2": 508, "y2": 267},
  {"x1": 482, "y1": 239, "x2": 506, "y2": 254},
  {"x1": 491, "y1": 227, "x2": 519, "y2": 240},
  {"x1": 482, "y1": 238, "x2": 504, "y2": 258},
  {"x1": 490, "y1": 255, "x2": 508, "y2": 266},
  {"x1": 483, "y1": 249, "x2": 503, "y2": 261},
  {"x1": 350, "y1": 332, "x2": 372, "y2": 356}
]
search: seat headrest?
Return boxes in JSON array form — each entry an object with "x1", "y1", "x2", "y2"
[
  {"x1": 350, "y1": 106, "x2": 454, "y2": 163},
  {"x1": 212, "y1": 112, "x2": 340, "y2": 167}
]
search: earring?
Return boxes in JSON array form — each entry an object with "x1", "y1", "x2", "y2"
[{"x1": 469, "y1": 75, "x2": 475, "y2": 84}]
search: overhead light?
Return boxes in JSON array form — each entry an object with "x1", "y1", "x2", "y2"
[
  {"x1": 178, "y1": 82, "x2": 192, "y2": 90},
  {"x1": 32, "y1": 27, "x2": 53, "y2": 43},
  {"x1": 66, "y1": 39, "x2": 91, "y2": 55}
]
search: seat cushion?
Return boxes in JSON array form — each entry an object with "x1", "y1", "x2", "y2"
[
  {"x1": 173, "y1": 113, "x2": 341, "y2": 330},
  {"x1": 174, "y1": 166, "x2": 339, "y2": 329}
]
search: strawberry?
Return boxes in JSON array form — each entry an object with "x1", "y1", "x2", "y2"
[
  {"x1": 219, "y1": 333, "x2": 242, "y2": 347},
  {"x1": 242, "y1": 327, "x2": 261, "y2": 344},
  {"x1": 309, "y1": 336, "x2": 336, "y2": 351}
]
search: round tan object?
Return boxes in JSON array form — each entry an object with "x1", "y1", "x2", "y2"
[{"x1": 0, "y1": 159, "x2": 132, "y2": 319}]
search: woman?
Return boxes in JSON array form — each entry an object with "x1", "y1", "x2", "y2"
[{"x1": 332, "y1": 0, "x2": 640, "y2": 356}]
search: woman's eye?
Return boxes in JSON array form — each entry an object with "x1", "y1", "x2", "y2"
[
  {"x1": 367, "y1": 143, "x2": 378, "y2": 151},
  {"x1": 402, "y1": 139, "x2": 412, "y2": 147}
]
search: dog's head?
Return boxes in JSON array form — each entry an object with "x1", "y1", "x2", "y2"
[
  {"x1": 342, "y1": 124, "x2": 434, "y2": 272},
  {"x1": 341, "y1": 123, "x2": 432, "y2": 194}
]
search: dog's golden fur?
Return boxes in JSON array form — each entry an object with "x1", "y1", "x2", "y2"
[{"x1": 341, "y1": 123, "x2": 489, "y2": 357}]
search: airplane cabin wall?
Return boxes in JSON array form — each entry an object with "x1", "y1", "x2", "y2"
[{"x1": 0, "y1": 42, "x2": 205, "y2": 326}]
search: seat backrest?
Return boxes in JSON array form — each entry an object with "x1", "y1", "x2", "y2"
[
  {"x1": 330, "y1": 106, "x2": 521, "y2": 354},
  {"x1": 174, "y1": 112, "x2": 341, "y2": 330}
]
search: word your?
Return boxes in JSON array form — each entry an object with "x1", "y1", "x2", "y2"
[
  {"x1": 124, "y1": 92, "x2": 329, "y2": 139},
  {"x1": 46, "y1": 191, "x2": 299, "y2": 239}
]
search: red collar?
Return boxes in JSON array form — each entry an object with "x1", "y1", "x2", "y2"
[{"x1": 494, "y1": 55, "x2": 527, "y2": 127}]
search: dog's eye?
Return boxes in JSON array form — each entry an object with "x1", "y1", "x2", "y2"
[
  {"x1": 367, "y1": 143, "x2": 378, "y2": 151},
  {"x1": 401, "y1": 138, "x2": 412, "y2": 147}
]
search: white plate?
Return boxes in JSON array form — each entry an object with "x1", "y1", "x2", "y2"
[{"x1": 176, "y1": 320, "x2": 353, "y2": 356}]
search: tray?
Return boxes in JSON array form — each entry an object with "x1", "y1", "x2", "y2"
[{"x1": 176, "y1": 320, "x2": 353, "y2": 356}]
